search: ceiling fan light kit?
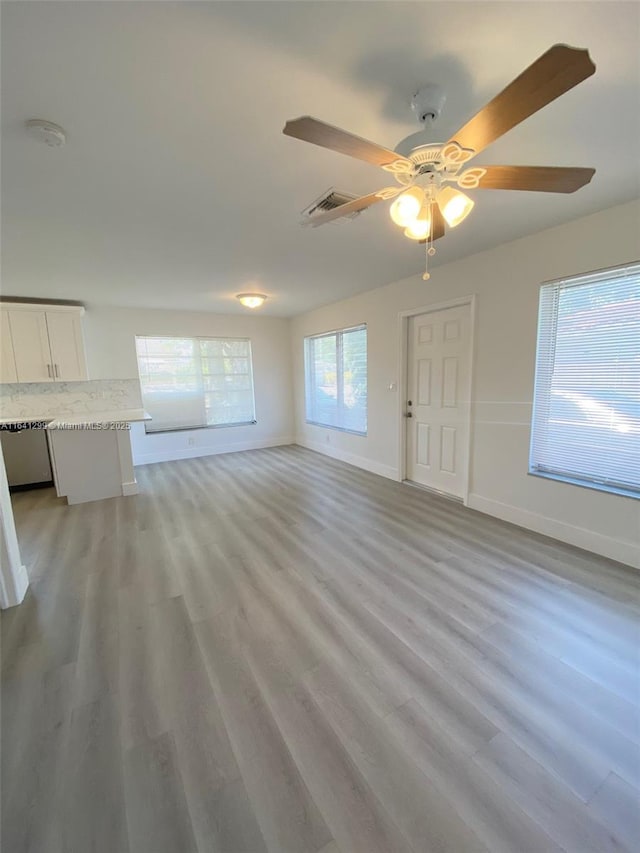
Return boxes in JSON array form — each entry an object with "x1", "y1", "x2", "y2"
[
  {"x1": 283, "y1": 44, "x2": 596, "y2": 280},
  {"x1": 404, "y1": 216, "x2": 431, "y2": 241},
  {"x1": 389, "y1": 187, "x2": 423, "y2": 226},
  {"x1": 437, "y1": 186, "x2": 475, "y2": 228}
]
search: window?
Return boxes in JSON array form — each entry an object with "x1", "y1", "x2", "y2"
[
  {"x1": 304, "y1": 325, "x2": 367, "y2": 434},
  {"x1": 136, "y1": 336, "x2": 256, "y2": 433},
  {"x1": 529, "y1": 262, "x2": 640, "y2": 498}
]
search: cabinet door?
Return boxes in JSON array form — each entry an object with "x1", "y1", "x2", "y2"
[
  {"x1": 46, "y1": 312, "x2": 88, "y2": 381},
  {"x1": 8, "y1": 310, "x2": 53, "y2": 382},
  {"x1": 0, "y1": 312, "x2": 18, "y2": 382}
]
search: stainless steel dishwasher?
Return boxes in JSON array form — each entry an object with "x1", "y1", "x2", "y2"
[{"x1": 0, "y1": 423, "x2": 53, "y2": 490}]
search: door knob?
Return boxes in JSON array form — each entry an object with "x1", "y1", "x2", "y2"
[
  {"x1": 407, "y1": 400, "x2": 412, "y2": 406},
  {"x1": 405, "y1": 411, "x2": 413, "y2": 418}
]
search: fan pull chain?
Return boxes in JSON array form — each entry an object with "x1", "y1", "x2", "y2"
[
  {"x1": 423, "y1": 240, "x2": 430, "y2": 281},
  {"x1": 423, "y1": 200, "x2": 435, "y2": 281}
]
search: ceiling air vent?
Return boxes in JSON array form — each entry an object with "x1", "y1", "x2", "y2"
[{"x1": 301, "y1": 188, "x2": 361, "y2": 225}]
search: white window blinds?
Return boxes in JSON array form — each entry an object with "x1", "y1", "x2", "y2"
[
  {"x1": 136, "y1": 336, "x2": 256, "y2": 433},
  {"x1": 304, "y1": 325, "x2": 367, "y2": 434},
  {"x1": 529, "y1": 263, "x2": 640, "y2": 497}
]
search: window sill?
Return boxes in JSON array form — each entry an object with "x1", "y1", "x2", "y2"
[
  {"x1": 144, "y1": 420, "x2": 257, "y2": 435},
  {"x1": 305, "y1": 420, "x2": 367, "y2": 437},
  {"x1": 528, "y1": 469, "x2": 639, "y2": 501}
]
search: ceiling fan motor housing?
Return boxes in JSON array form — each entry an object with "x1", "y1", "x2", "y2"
[
  {"x1": 395, "y1": 84, "x2": 448, "y2": 159},
  {"x1": 411, "y1": 84, "x2": 447, "y2": 124}
]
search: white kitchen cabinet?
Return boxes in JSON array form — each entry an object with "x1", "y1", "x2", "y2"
[
  {"x1": 1, "y1": 303, "x2": 88, "y2": 383},
  {"x1": 7, "y1": 310, "x2": 52, "y2": 382},
  {"x1": 0, "y1": 312, "x2": 18, "y2": 382},
  {"x1": 45, "y1": 311, "x2": 88, "y2": 381},
  {"x1": 46, "y1": 410, "x2": 149, "y2": 504},
  {"x1": 48, "y1": 428, "x2": 123, "y2": 503}
]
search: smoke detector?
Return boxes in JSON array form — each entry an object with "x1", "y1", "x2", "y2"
[{"x1": 25, "y1": 119, "x2": 66, "y2": 147}]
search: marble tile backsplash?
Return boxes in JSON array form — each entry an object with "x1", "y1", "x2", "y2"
[{"x1": 0, "y1": 379, "x2": 142, "y2": 419}]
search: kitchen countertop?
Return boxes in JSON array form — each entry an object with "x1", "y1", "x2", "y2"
[
  {"x1": 0, "y1": 409, "x2": 151, "y2": 427},
  {"x1": 46, "y1": 409, "x2": 151, "y2": 428},
  {"x1": 0, "y1": 415, "x2": 52, "y2": 426}
]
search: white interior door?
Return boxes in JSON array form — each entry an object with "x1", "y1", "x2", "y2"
[{"x1": 405, "y1": 303, "x2": 472, "y2": 499}]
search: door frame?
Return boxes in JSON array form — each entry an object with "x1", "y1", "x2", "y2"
[
  {"x1": 0, "y1": 443, "x2": 29, "y2": 609},
  {"x1": 397, "y1": 294, "x2": 477, "y2": 505}
]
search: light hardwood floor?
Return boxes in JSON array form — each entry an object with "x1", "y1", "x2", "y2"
[{"x1": 2, "y1": 445, "x2": 639, "y2": 852}]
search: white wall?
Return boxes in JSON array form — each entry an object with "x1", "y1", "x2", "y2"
[
  {"x1": 291, "y1": 199, "x2": 640, "y2": 568},
  {"x1": 82, "y1": 307, "x2": 293, "y2": 464}
]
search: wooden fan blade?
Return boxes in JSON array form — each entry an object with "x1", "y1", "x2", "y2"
[
  {"x1": 431, "y1": 203, "x2": 446, "y2": 240},
  {"x1": 308, "y1": 192, "x2": 384, "y2": 227},
  {"x1": 446, "y1": 45, "x2": 595, "y2": 158},
  {"x1": 474, "y1": 165, "x2": 595, "y2": 193},
  {"x1": 418, "y1": 205, "x2": 446, "y2": 243},
  {"x1": 284, "y1": 116, "x2": 410, "y2": 169}
]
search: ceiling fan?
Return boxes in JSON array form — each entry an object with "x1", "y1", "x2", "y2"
[{"x1": 283, "y1": 44, "x2": 596, "y2": 279}]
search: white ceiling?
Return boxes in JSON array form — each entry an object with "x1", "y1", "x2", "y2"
[{"x1": 2, "y1": 1, "x2": 639, "y2": 317}]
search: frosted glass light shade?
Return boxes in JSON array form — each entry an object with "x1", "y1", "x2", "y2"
[
  {"x1": 437, "y1": 186, "x2": 474, "y2": 227},
  {"x1": 390, "y1": 187, "x2": 424, "y2": 227},
  {"x1": 404, "y1": 201, "x2": 431, "y2": 239},
  {"x1": 404, "y1": 219, "x2": 431, "y2": 240},
  {"x1": 236, "y1": 293, "x2": 267, "y2": 308}
]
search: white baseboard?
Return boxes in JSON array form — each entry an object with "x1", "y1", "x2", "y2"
[
  {"x1": 296, "y1": 438, "x2": 399, "y2": 482},
  {"x1": 121, "y1": 480, "x2": 139, "y2": 496},
  {"x1": 467, "y1": 493, "x2": 640, "y2": 569},
  {"x1": 133, "y1": 437, "x2": 295, "y2": 466}
]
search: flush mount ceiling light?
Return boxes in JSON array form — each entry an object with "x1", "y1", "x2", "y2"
[
  {"x1": 283, "y1": 44, "x2": 596, "y2": 280},
  {"x1": 25, "y1": 119, "x2": 67, "y2": 147},
  {"x1": 236, "y1": 293, "x2": 267, "y2": 309}
]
